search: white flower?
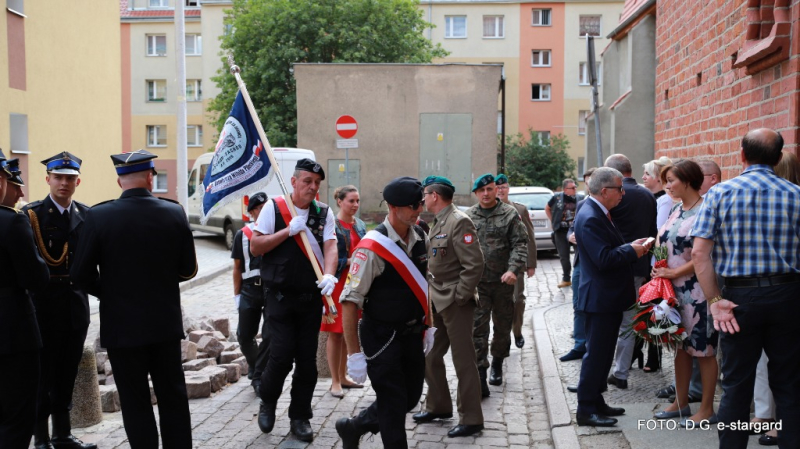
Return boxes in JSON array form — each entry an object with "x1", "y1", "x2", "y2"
[
  {"x1": 666, "y1": 325, "x2": 679, "y2": 334},
  {"x1": 648, "y1": 327, "x2": 667, "y2": 336}
]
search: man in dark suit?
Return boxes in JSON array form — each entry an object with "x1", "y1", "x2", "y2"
[
  {"x1": 0, "y1": 149, "x2": 50, "y2": 449},
  {"x1": 71, "y1": 150, "x2": 198, "y2": 449},
  {"x1": 604, "y1": 154, "x2": 657, "y2": 388},
  {"x1": 573, "y1": 167, "x2": 651, "y2": 426},
  {"x1": 22, "y1": 152, "x2": 96, "y2": 449}
]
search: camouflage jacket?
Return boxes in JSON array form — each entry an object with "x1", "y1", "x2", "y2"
[{"x1": 466, "y1": 201, "x2": 528, "y2": 282}]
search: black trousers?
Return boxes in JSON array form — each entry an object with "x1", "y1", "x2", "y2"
[
  {"x1": 258, "y1": 290, "x2": 321, "y2": 420},
  {"x1": 36, "y1": 326, "x2": 87, "y2": 421},
  {"x1": 716, "y1": 282, "x2": 800, "y2": 449},
  {"x1": 237, "y1": 282, "x2": 270, "y2": 379},
  {"x1": 0, "y1": 350, "x2": 39, "y2": 449},
  {"x1": 553, "y1": 229, "x2": 572, "y2": 282},
  {"x1": 577, "y1": 312, "x2": 622, "y2": 416},
  {"x1": 107, "y1": 340, "x2": 192, "y2": 449},
  {"x1": 353, "y1": 318, "x2": 425, "y2": 449}
]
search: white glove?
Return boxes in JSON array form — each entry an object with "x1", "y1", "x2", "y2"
[
  {"x1": 423, "y1": 327, "x2": 437, "y2": 356},
  {"x1": 234, "y1": 294, "x2": 241, "y2": 308},
  {"x1": 288, "y1": 216, "x2": 307, "y2": 236},
  {"x1": 316, "y1": 274, "x2": 338, "y2": 296},
  {"x1": 346, "y1": 352, "x2": 368, "y2": 383}
]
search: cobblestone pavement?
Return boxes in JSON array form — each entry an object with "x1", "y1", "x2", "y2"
[{"x1": 70, "y1": 246, "x2": 560, "y2": 448}]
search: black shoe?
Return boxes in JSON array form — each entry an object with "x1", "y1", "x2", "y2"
[
  {"x1": 576, "y1": 413, "x2": 617, "y2": 427},
  {"x1": 479, "y1": 368, "x2": 490, "y2": 398},
  {"x1": 50, "y1": 436, "x2": 97, "y2": 449},
  {"x1": 412, "y1": 411, "x2": 453, "y2": 423},
  {"x1": 33, "y1": 420, "x2": 53, "y2": 449},
  {"x1": 257, "y1": 401, "x2": 276, "y2": 433},
  {"x1": 336, "y1": 417, "x2": 363, "y2": 449},
  {"x1": 567, "y1": 385, "x2": 578, "y2": 393},
  {"x1": 251, "y1": 378, "x2": 261, "y2": 395},
  {"x1": 559, "y1": 349, "x2": 585, "y2": 362},
  {"x1": 597, "y1": 405, "x2": 626, "y2": 417},
  {"x1": 515, "y1": 335, "x2": 525, "y2": 348},
  {"x1": 656, "y1": 384, "x2": 676, "y2": 399},
  {"x1": 489, "y1": 360, "x2": 503, "y2": 386},
  {"x1": 290, "y1": 419, "x2": 314, "y2": 442},
  {"x1": 447, "y1": 424, "x2": 484, "y2": 438},
  {"x1": 759, "y1": 434, "x2": 779, "y2": 446},
  {"x1": 607, "y1": 374, "x2": 628, "y2": 389},
  {"x1": 630, "y1": 346, "x2": 644, "y2": 370}
]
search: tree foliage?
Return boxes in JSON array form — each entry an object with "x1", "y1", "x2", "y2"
[
  {"x1": 501, "y1": 130, "x2": 576, "y2": 190},
  {"x1": 209, "y1": 0, "x2": 449, "y2": 147}
]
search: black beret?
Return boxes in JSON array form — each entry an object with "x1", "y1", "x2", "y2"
[
  {"x1": 247, "y1": 192, "x2": 268, "y2": 212},
  {"x1": 295, "y1": 158, "x2": 325, "y2": 180},
  {"x1": 383, "y1": 176, "x2": 423, "y2": 207}
]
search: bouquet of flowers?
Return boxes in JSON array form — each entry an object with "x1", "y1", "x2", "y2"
[{"x1": 624, "y1": 246, "x2": 688, "y2": 350}]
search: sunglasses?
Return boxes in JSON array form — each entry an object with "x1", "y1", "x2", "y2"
[{"x1": 408, "y1": 199, "x2": 425, "y2": 210}]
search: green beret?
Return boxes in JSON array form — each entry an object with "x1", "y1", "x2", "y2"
[
  {"x1": 494, "y1": 174, "x2": 508, "y2": 185},
  {"x1": 422, "y1": 175, "x2": 455, "y2": 192},
  {"x1": 472, "y1": 173, "x2": 495, "y2": 192}
]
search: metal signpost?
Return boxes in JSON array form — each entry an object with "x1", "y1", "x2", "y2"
[{"x1": 335, "y1": 115, "x2": 358, "y2": 184}]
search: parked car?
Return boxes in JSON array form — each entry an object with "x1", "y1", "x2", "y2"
[{"x1": 507, "y1": 186, "x2": 555, "y2": 252}]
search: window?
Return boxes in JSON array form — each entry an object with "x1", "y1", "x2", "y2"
[
  {"x1": 147, "y1": 80, "x2": 167, "y2": 102},
  {"x1": 147, "y1": 125, "x2": 167, "y2": 147},
  {"x1": 531, "y1": 50, "x2": 551, "y2": 67},
  {"x1": 153, "y1": 172, "x2": 168, "y2": 193},
  {"x1": 185, "y1": 0, "x2": 198, "y2": 6},
  {"x1": 10, "y1": 114, "x2": 29, "y2": 154},
  {"x1": 532, "y1": 9, "x2": 551, "y2": 26},
  {"x1": 579, "y1": 15, "x2": 601, "y2": 37},
  {"x1": 579, "y1": 62, "x2": 602, "y2": 85},
  {"x1": 483, "y1": 16, "x2": 504, "y2": 38},
  {"x1": 187, "y1": 125, "x2": 203, "y2": 147},
  {"x1": 186, "y1": 79, "x2": 202, "y2": 101},
  {"x1": 149, "y1": 0, "x2": 168, "y2": 7},
  {"x1": 536, "y1": 131, "x2": 551, "y2": 145},
  {"x1": 185, "y1": 34, "x2": 202, "y2": 55},
  {"x1": 445, "y1": 16, "x2": 467, "y2": 38},
  {"x1": 531, "y1": 84, "x2": 551, "y2": 101},
  {"x1": 578, "y1": 110, "x2": 588, "y2": 135},
  {"x1": 7, "y1": 0, "x2": 24, "y2": 14},
  {"x1": 146, "y1": 35, "x2": 167, "y2": 56}
]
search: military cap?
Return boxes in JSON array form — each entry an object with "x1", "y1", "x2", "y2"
[
  {"x1": 494, "y1": 174, "x2": 508, "y2": 185},
  {"x1": 383, "y1": 176, "x2": 424, "y2": 207},
  {"x1": 472, "y1": 173, "x2": 496, "y2": 192},
  {"x1": 295, "y1": 158, "x2": 325, "y2": 180},
  {"x1": 0, "y1": 148, "x2": 9, "y2": 177},
  {"x1": 422, "y1": 175, "x2": 455, "y2": 192},
  {"x1": 110, "y1": 149, "x2": 158, "y2": 175},
  {"x1": 6, "y1": 158, "x2": 24, "y2": 186},
  {"x1": 247, "y1": 192, "x2": 268, "y2": 212},
  {"x1": 42, "y1": 151, "x2": 82, "y2": 175}
]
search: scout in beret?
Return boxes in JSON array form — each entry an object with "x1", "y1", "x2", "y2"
[
  {"x1": 383, "y1": 176, "x2": 424, "y2": 208},
  {"x1": 247, "y1": 192, "x2": 268, "y2": 212},
  {"x1": 472, "y1": 173, "x2": 495, "y2": 193},
  {"x1": 295, "y1": 158, "x2": 325, "y2": 180}
]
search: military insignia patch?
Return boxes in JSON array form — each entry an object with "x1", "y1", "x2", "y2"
[
  {"x1": 350, "y1": 275, "x2": 361, "y2": 288},
  {"x1": 354, "y1": 252, "x2": 367, "y2": 261},
  {"x1": 434, "y1": 233, "x2": 447, "y2": 239},
  {"x1": 463, "y1": 234, "x2": 475, "y2": 244},
  {"x1": 432, "y1": 248, "x2": 437, "y2": 257},
  {"x1": 350, "y1": 263, "x2": 361, "y2": 274}
]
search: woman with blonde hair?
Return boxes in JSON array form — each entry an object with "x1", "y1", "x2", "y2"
[
  {"x1": 322, "y1": 185, "x2": 367, "y2": 397},
  {"x1": 643, "y1": 156, "x2": 675, "y2": 228}
]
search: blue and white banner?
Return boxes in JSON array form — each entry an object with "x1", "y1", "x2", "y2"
[{"x1": 201, "y1": 91, "x2": 273, "y2": 224}]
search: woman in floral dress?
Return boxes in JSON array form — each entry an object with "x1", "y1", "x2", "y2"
[{"x1": 650, "y1": 160, "x2": 719, "y2": 426}]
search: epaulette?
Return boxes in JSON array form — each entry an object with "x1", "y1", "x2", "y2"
[
  {"x1": 0, "y1": 204, "x2": 21, "y2": 214},
  {"x1": 91, "y1": 199, "x2": 115, "y2": 208},
  {"x1": 21, "y1": 200, "x2": 43, "y2": 211}
]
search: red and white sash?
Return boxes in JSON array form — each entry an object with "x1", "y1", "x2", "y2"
[
  {"x1": 356, "y1": 230, "x2": 429, "y2": 320},
  {"x1": 274, "y1": 195, "x2": 324, "y2": 267}
]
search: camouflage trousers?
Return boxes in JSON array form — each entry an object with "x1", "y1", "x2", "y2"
[
  {"x1": 512, "y1": 273, "x2": 526, "y2": 338},
  {"x1": 473, "y1": 282, "x2": 515, "y2": 370}
]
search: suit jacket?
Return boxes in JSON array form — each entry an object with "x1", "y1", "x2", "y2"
[
  {"x1": 427, "y1": 204, "x2": 484, "y2": 312},
  {"x1": 609, "y1": 178, "x2": 657, "y2": 277},
  {"x1": 70, "y1": 188, "x2": 198, "y2": 348},
  {"x1": 574, "y1": 199, "x2": 639, "y2": 313},
  {"x1": 0, "y1": 206, "x2": 49, "y2": 354},
  {"x1": 22, "y1": 195, "x2": 91, "y2": 330}
]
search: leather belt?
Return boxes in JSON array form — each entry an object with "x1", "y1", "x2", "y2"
[
  {"x1": 243, "y1": 277, "x2": 262, "y2": 286},
  {"x1": 724, "y1": 273, "x2": 800, "y2": 288}
]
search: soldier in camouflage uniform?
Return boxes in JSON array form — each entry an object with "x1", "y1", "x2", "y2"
[{"x1": 466, "y1": 173, "x2": 528, "y2": 396}]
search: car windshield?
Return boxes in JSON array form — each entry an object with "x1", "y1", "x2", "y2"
[{"x1": 508, "y1": 192, "x2": 552, "y2": 210}]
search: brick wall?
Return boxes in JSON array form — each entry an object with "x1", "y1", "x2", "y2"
[{"x1": 654, "y1": 0, "x2": 800, "y2": 180}]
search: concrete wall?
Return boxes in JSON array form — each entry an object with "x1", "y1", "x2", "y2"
[
  {"x1": 294, "y1": 64, "x2": 502, "y2": 218},
  {"x1": 1, "y1": 1, "x2": 122, "y2": 205}
]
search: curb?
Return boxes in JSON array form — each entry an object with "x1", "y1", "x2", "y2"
[
  {"x1": 533, "y1": 302, "x2": 580, "y2": 449},
  {"x1": 179, "y1": 262, "x2": 233, "y2": 293}
]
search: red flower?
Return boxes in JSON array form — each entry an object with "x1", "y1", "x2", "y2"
[
  {"x1": 634, "y1": 321, "x2": 647, "y2": 332},
  {"x1": 677, "y1": 327, "x2": 685, "y2": 334}
]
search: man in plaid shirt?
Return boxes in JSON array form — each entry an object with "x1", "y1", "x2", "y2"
[{"x1": 691, "y1": 128, "x2": 800, "y2": 448}]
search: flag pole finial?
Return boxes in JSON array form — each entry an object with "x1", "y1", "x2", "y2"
[{"x1": 227, "y1": 54, "x2": 240, "y2": 75}]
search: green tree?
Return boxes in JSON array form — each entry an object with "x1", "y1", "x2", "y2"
[
  {"x1": 501, "y1": 130, "x2": 576, "y2": 190},
  {"x1": 209, "y1": 0, "x2": 448, "y2": 147}
]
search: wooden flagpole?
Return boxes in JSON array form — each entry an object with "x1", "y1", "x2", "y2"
[{"x1": 227, "y1": 57, "x2": 337, "y2": 322}]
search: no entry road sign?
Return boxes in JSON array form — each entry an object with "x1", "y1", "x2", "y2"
[{"x1": 336, "y1": 115, "x2": 358, "y2": 139}]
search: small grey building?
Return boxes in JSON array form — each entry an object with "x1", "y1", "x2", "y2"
[{"x1": 294, "y1": 63, "x2": 503, "y2": 220}]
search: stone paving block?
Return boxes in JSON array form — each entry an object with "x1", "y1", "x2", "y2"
[
  {"x1": 185, "y1": 375, "x2": 211, "y2": 399},
  {"x1": 212, "y1": 317, "x2": 230, "y2": 337},
  {"x1": 181, "y1": 339, "x2": 198, "y2": 362},
  {"x1": 199, "y1": 366, "x2": 228, "y2": 392},
  {"x1": 231, "y1": 356, "x2": 249, "y2": 376},
  {"x1": 219, "y1": 350, "x2": 244, "y2": 364},
  {"x1": 212, "y1": 330, "x2": 227, "y2": 341},
  {"x1": 97, "y1": 373, "x2": 106, "y2": 385},
  {"x1": 218, "y1": 363, "x2": 241, "y2": 383},
  {"x1": 188, "y1": 330, "x2": 213, "y2": 343},
  {"x1": 197, "y1": 351, "x2": 211, "y2": 359},
  {"x1": 183, "y1": 358, "x2": 217, "y2": 371},
  {"x1": 95, "y1": 351, "x2": 108, "y2": 373},
  {"x1": 197, "y1": 335, "x2": 225, "y2": 358},
  {"x1": 104, "y1": 374, "x2": 115, "y2": 385},
  {"x1": 99, "y1": 385, "x2": 120, "y2": 412},
  {"x1": 103, "y1": 360, "x2": 113, "y2": 376}
]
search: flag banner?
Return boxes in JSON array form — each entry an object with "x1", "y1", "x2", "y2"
[{"x1": 201, "y1": 91, "x2": 273, "y2": 224}]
